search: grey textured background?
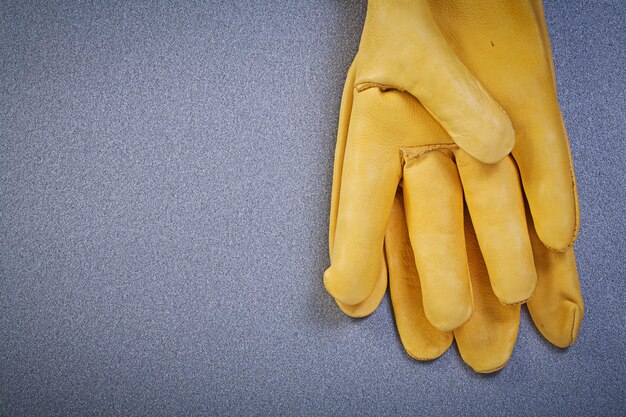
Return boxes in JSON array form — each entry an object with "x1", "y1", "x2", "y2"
[{"x1": 1, "y1": 1, "x2": 625, "y2": 416}]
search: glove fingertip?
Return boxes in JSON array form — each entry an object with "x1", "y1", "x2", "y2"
[
  {"x1": 453, "y1": 110, "x2": 515, "y2": 165},
  {"x1": 401, "y1": 333, "x2": 453, "y2": 362},
  {"x1": 530, "y1": 300, "x2": 584, "y2": 348},
  {"x1": 457, "y1": 339, "x2": 516, "y2": 374},
  {"x1": 335, "y1": 265, "x2": 388, "y2": 318}
]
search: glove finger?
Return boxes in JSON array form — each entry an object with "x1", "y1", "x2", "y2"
[
  {"x1": 454, "y1": 207, "x2": 520, "y2": 374},
  {"x1": 330, "y1": 63, "x2": 389, "y2": 317},
  {"x1": 526, "y1": 207, "x2": 584, "y2": 348},
  {"x1": 335, "y1": 262, "x2": 387, "y2": 319},
  {"x1": 385, "y1": 189, "x2": 453, "y2": 360},
  {"x1": 402, "y1": 148, "x2": 473, "y2": 332},
  {"x1": 323, "y1": 94, "x2": 402, "y2": 306},
  {"x1": 527, "y1": 5, "x2": 585, "y2": 338},
  {"x1": 454, "y1": 149, "x2": 537, "y2": 305},
  {"x1": 513, "y1": 119, "x2": 579, "y2": 252}
]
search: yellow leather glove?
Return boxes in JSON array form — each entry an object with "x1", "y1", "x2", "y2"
[
  {"x1": 329, "y1": 76, "x2": 583, "y2": 368},
  {"x1": 325, "y1": 0, "x2": 582, "y2": 332},
  {"x1": 324, "y1": 0, "x2": 527, "y2": 329}
]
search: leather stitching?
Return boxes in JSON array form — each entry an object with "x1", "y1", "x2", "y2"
[{"x1": 399, "y1": 143, "x2": 459, "y2": 166}]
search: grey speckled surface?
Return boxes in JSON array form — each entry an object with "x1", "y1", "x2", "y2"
[{"x1": 1, "y1": 1, "x2": 625, "y2": 416}]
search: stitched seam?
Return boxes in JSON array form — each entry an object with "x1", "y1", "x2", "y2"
[
  {"x1": 400, "y1": 143, "x2": 459, "y2": 166},
  {"x1": 355, "y1": 82, "x2": 402, "y2": 92}
]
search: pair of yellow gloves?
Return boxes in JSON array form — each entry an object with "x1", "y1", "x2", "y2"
[{"x1": 324, "y1": 0, "x2": 584, "y2": 373}]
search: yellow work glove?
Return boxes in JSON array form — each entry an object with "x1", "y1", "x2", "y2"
[
  {"x1": 323, "y1": 0, "x2": 522, "y2": 330},
  {"x1": 325, "y1": 0, "x2": 582, "y2": 335},
  {"x1": 329, "y1": 75, "x2": 583, "y2": 368}
]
